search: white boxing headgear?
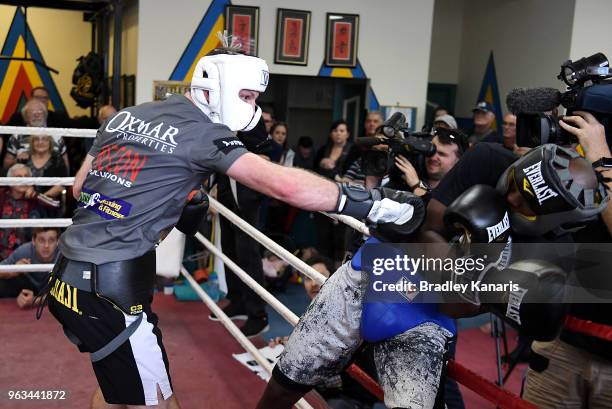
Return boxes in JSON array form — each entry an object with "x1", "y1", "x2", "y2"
[{"x1": 190, "y1": 52, "x2": 269, "y2": 132}]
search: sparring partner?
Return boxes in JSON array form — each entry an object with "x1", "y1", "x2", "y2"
[
  {"x1": 39, "y1": 44, "x2": 422, "y2": 409},
  {"x1": 423, "y1": 141, "x2": 609, "y2": 407}
]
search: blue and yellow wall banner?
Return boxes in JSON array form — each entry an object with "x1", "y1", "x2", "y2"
[
  {"x1": 477, "y1": 51, "x2": 503, "y2": 130},
  {"x1": 0, "y1": 7, "x2": 65, "y2": 123},
  {"x1": 170, "y1": 0, "x2": 229, "y2": 82}
]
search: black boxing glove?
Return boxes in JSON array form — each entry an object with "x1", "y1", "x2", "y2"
[
  {"x1": 479, "y1": 259, "x2": 568, "y2": 341},
  {"x1": 444, "y1": 184, "x2": 511, "y2": 244},
  {"x1": 176, "y1": 189, "x2": 209, "y2": 236},
  {"x1": 335, "y1": 183, "x2": 425, "y2": 242},
  {"x1": 368, "y1": 188, "x2": 426, "y2": 242}
]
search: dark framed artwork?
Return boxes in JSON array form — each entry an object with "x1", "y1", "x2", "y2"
[
  {"x1": 325, "y1": 13, "x2": 359, "y2": 67},
  {"x1": 225, "y1": 5, "x2": 259, "y2": 56},
  {"x1": 274, "y1": 9, "x2": 311, "y2": 65}
]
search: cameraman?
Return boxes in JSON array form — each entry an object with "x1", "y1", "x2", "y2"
[
  {"x1": 519, "y1": 111, "x2": 612, "y2": 409},
  {"x1": 393, "y1": 128, "x2": 467, "y2": 196}
]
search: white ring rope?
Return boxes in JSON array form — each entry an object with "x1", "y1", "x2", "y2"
[
  {"x1": 0, "y1": 126, "x2": 97, "y2": 138},
  {"x1": 0, "y1": 218, "x2": 72, "y2": 228},
  {"x1": 322, "y1": 212, "x2": 370, "y2": 236},
  {"x1": 0, "y1": 177, "x2": 75, "y2": 186},
  {"x1": 180, "y1": 265, "x2": 314, "y2": 409},
  {"x1": 208, "y1": 196, "x2": 329, "y2": 285},
  {"x1": 0, "y1": 264, "x2": 54, "y2": 273},
  {"x1": 195, "y1": 232, "x2": 300, "y2": 326}
]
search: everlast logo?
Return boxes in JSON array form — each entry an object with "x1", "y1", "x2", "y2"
[
  {"x1": 105, "y1": 111, "x2": 179, "y2": 154},
  {"x1": 486, "y1": 212, "x2": 510, "y2": 243},
  {"x1": 49, "y1": 278, "x2": 81, "y2": 314},
  {"x1": 506, "y1": 286, "x2": 528, "y2": 325},
  {"x1": 522, "y1": 161, "x2": 559, "y2": 205}
]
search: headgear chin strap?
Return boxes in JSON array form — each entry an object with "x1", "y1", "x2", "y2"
[
  {"x1": 191, "y1": 52, "x2": 269, "y2": 132},
  {"x1": 496, "y1": 144, "x2": 608, "y2": 237}
]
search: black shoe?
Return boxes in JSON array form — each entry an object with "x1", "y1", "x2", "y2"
[
  {"x1": 241, "y1": 317, "x2": 270, "y2": 338},
  {"x1": 209, "y1": 303, "x2": 248, "y2": 322}
]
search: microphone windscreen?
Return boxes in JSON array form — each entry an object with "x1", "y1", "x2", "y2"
[{"x1": 506, "y1": 87, "x2": 562, "y2": 114}]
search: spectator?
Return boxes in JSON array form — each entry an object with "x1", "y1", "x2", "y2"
[
  {"x1": 433, "y1": 106, "x2": 449, "y2": 118},
  {"x1": 433, "y1": 114, "x2": 458, "y2": 130},
  {"x1": 0, "y1": 227, "x2": 60, "y2": 309},
  {"x1": 315, "y1": 119, "x2": 358, "y2": 181},
  {"x1": 292, "y1": 136, "x2": 315, "y2": 170},
  {"x1": 4, "y1": 86, "x2": 72, "y2": 128},
  {"x1": 3, "y1": 99, "x2": 70, "y2": 172},
  {"x1": 83, "y1": 104, "x2": 117, "y2": 152},
  {"x1": 343, "y1": 111, "x2": 385, "y2": 185},
  {"x1": 394, "y1": 127, "x2": 466, "y2": 195},
  {"x1": 314, "y1": 120, "x2": 358, "y2": 262},
  {"x1": 26, "y1": 134, "x2": 67, "y2": 217},
  {"x1": 0, "y1": 164, "x2": 43, "y2": 259},
  {"x1": 261, "y1": 108, "x2": 274, "y2": 135},
  {"x1": 269, "y1": 255, "x2": 381, "y2": 409},
  {"x1": 502, "y1": 113, "x2": 517, "y2": 150},
  {"x1": 270, "y1": 122, "x2": 294, "y2": 166},
  {"x1": 468, "y1": 101, "x2": 502, "y2": 145}
]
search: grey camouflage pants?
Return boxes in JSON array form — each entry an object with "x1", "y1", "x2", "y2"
[{"x1": 276, "y1": 262, "x2": 451, "y2": 408}]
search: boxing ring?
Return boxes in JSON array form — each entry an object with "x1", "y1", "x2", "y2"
[{"x1": 0, "y1": 125, "x2": 537, "y2": 409}]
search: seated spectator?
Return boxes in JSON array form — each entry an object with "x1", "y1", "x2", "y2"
[
  {"x1": 4, "y1": 87, "x2": 72, "y2": 128},
  {"x1": 0, "y1": 164, "x2": 43, "y2": 259},
  {"x1": 0, "y1": 227, "x2": 60, "y2": 309},
  {"x1": 84, "y1": 104, "x2": 117, "y2": 152},
  {"x1": 4, "y1": 99, "x2": 70, "y2": 172},
  {"x1": 269, "y1": 255, "x2": 380, "y2": 409},
  {"x1": 270, "y1": 122, "x2": 294, "y2": 166},
  {"x1": 27, "y1": 134, "x2": 67, "y2": 199},
  {"x1": 315, "y1": 120, "x2": 358, "y2": 181},
  {"x1": 292, "y1": 136, "x2": 315, "y2": 170},
  {"x1": 26, "y1": 134, "x2": 67, "y2": 217}
]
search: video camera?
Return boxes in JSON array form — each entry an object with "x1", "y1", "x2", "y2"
[
  {"x1": 356, "y1": 112, "x2": 436, "y2": 176},
  {"x1": 514, "y1": 53, "x2": 612, "y2": 147}
]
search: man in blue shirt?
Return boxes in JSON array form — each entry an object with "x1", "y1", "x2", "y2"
[{"x1": 0, "y1": 227, "x2": 59, "y2": 308}]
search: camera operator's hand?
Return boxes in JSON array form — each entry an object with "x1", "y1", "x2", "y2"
[
  {"x1": 394, "y1": 154, "x2": 420, "y2": 187},
  {"x1": 560, "y1": 111, "x2": 611, "y2": 162}
]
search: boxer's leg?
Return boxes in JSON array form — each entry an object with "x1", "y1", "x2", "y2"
[
  {"x1": 374, "y1": 323, "x2": 451, "y2": 409},
  {"x1": 256, "y1": 262, "x2": 367, "y2": 409}
]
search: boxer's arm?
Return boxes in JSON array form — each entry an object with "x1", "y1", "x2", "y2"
[
  {"x1": 227, "y1": 152, "x2": 339, "y2": 211},
  {"x1": 73, "y1": 154, "x2": 94, "y2": 200}
]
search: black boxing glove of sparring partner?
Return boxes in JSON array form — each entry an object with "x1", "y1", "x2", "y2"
[
  {"x1": 477, "y1": 260, "x2": 568, "y2": 342},
  {"x1": 444, "y1": 184, "x2": 511, "y2": 244},
  {"x1": 175, "y1": 189, "x2": 209, "y2": 236},
  {"x1": 437, "y1": 185, "x2": 513, "y2": 316},
  {"x1": 334, "y1": 183, "x2": 425, "y2": 242}
]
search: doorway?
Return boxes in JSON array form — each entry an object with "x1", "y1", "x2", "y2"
[{"x1": 258, "y1": 74, "x2": 368, "y2": 150}]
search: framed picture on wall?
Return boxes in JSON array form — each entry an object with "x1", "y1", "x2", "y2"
[
  {"x1": 275, "y1": 9, "x2": 311, "y2": 65},
  {"x1": 381, "y1": 105, "x2": 417, "y2": 132},
  {"x1": 225, "y1": 5, "x2": 259, "y2": 56},
  {"x1": 325, "y1": 13, "x2": 359, "y2": 67}
]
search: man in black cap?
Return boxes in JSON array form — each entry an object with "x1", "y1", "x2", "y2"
[{"x1": 468, "y1": 101, "x2": 502, "y2": 146}]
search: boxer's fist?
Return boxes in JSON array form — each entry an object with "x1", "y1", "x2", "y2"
[
  {"x1": 176, "y1": 189, "x2": 209, "y2": 236},
  {"x1": 444, "y1": 184, "x2": 510, "y2": 244}
]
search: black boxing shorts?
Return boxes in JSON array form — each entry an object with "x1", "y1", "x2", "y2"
[{"x1": 46, "y1": 254, "x2": 173, "y2": 406}]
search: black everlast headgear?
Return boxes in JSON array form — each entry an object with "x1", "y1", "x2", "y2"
[{"x1": 497, "y1": 144, "x2": 608, "y2": 237}]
